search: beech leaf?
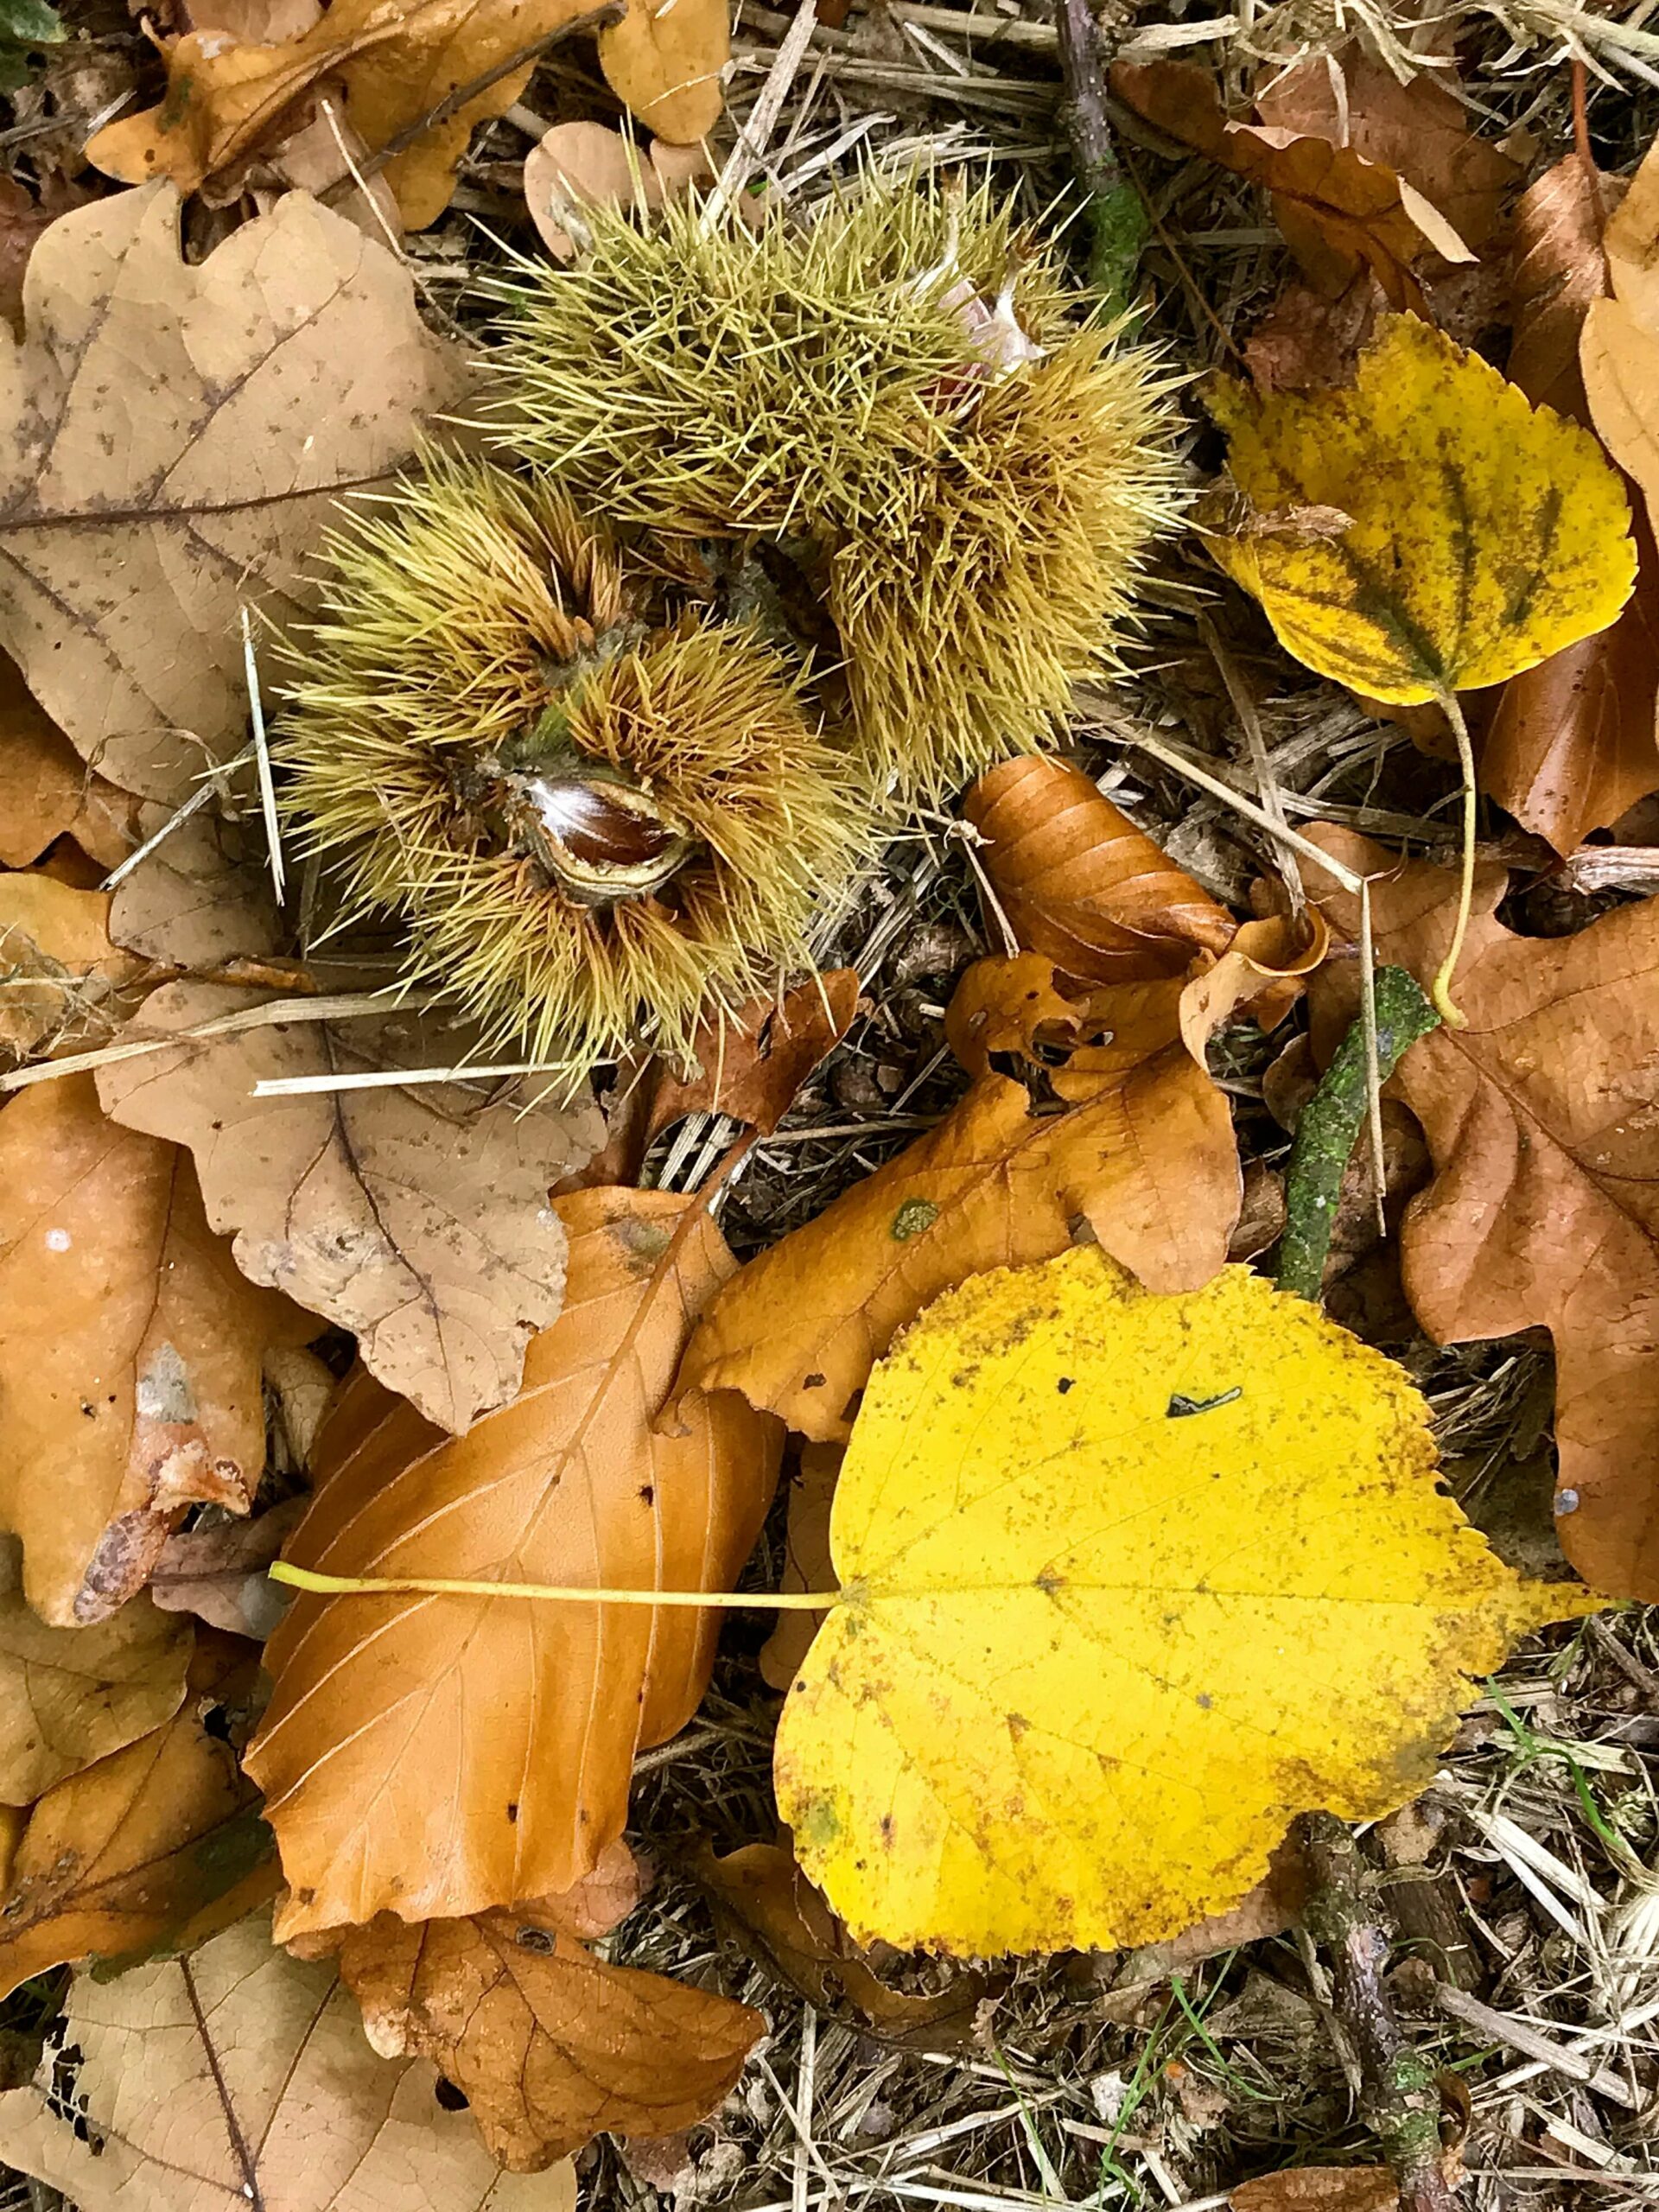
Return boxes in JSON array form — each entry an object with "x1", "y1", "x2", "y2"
[
  {"x1": 0, "y1": 1910, "x2": 569, "y2": 2212},
  {"x1": 1583, "y1": 125, "x2": 1659, "y2": 534},
  {"x1": 96, "y1": 984, "x2": 603, "y2": 1434},
  {"x1": 0, "y1": 1573, "x2": 190, "y2": 1804},
  {"x1": 246, "y1": 1186, "x2": 781, "y2": 1936},
  {"x1": 774, "y1": 1249, "x2": 1593, "y2": 1956},
  {"x1": 524, "y1": 119, "x2": 711, "y2": 260},
  {"x1": 0, "y1": 181, "x2": 464, "y2": 802},
  {"x1": 596, "y1": 0, "x2": 727, "y2": 147}
]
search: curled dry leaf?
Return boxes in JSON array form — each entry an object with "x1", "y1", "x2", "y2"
[
  {"x1": 597, "y1": 0, "x2": 727, "y2": 147},
  {"x1": 644, "y1": 966, "x2": 861, "y2": 1144},
  {"x1": 773, "y1": 1249, "x2": 1592, "y2": 1955},
  {"x1": 247, "y1": 1187, "x2": 782, "y2": 1936},
  {"x1": 1305, "y1": 824, "x2": 1659, "y2": 1602},
  {"x1": 525, "y1": 118, "x2": 712, "y2": 260},
  {"x1": 0, "y1": 181, "x2": 463, "y2": 802},
  {"x1": 0, "y1": 655, "x2": 137, "y2": 868},
  {"x1": 1111, "y1": 60, "x2": 1472, "y2": 308},
  {"x1": 0, "y1": 1631, "x2": 276, "y2": 2001},
  {"x1": 0, "y1": 1910, "x2": 568, "y2": 2212},
  {"x1": 1584, "y1": 128, "x2": 1659, "y2": 536},
  {"x1": 149, "y1": 1496, "x2": 308, "y2": 1637},
  {"x1": 0, "y1": 1573, "x2": 190, "y2": 1804},
  {"x1": 0, "y1": 873, "x2": 146, "y2": 1059},
  {"x1": 964, "y1": 757, "x2": 1235, "y2": 984},
  {"x1": 0, "y1": 1075, "x2": 305, "y2": 1626},
  {"x1": 96, "y1": 985, "x2": 603, "y2": 1434},
  {"x1": 335, "y1": 1885, "x2": 762, "y2": 2169}
]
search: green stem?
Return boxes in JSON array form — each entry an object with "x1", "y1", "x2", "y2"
[
  {"x1": 1274, "y1": 966, "x2": 1440, "y2": 1303},
  {"x1": 1052, "y1": 0, "x2": 1147, "y2": 316}
]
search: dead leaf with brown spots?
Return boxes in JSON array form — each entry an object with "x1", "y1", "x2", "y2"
[
  {"x1": 96, "y1": 984, "x2": 602, "y2": 1433},
  {"x1": 1243, "y1": 275, "x2": 1381, "y2": 395},
  {"x1": 0, "y1": 657, "x2": 137, "y2": 869},
  {"x1": 246, "y1": 1186, "x2": 782, "y2": 1936},
  {"x1": 596, "y1": 0, "x2": 726, "y2": 147},
  {"x1": 1305, "y1": 824, "x2": 1659, "y2": 1600},
  {"x1": 964, "y1": 756, "x2": 1235, "y2": 985},
  {"x1": 0, "y1": 1074, "x2": 305, "y2": 1625},
  {"x1": 0, "y1": 874, "x2": 147, "y2": 1060},
  {"x1": 0, "y1": 1631, "x2": 276, "y2": 1999},
  {"x1": 0, "y1": 181, "x2": 463, "y2": 802},
  {"x1": 106, "y1": 812, "x2": 280, "y2": 970},
  {"x1": 149, "y1": 1497, "x2": 308, "y2": 1637}
]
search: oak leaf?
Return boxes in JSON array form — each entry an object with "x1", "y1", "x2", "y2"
[
  {"x1": 774, "y1": 1248, "x2": 1591, "y2": 1956},
  {"x1": 0, "y1": 1909, "x2": 569, "y2": 2212},
  {"x1": 0, "y1": 873, "x2": 146, "y2": 1059},
  {"x1": 0, "y1": 181, "x2": 463, "y2": 802},
  {"x1": 0, "y1": 1074, "x2": 303, "y2": 1624},
  {"x1": 335, "y1": 1889, "x2": 762, "y2": 2169},
  {"x1": 97, "y1": 984, "x2": 603, "y2": 1433},
  {"x1": 1209, "y1": 315, "x2": 1635, "y2": 706},
  {"x1": 0, "y1": 654, "x2": 137, "y2": 868},
  {"x1": 596, "y1": 0, "x2": 726, "y2": 147},
  {"x1": 1303, "y1": 825, "x2": 1659, "y2": 1602},
  {"x1": 964, "y1": 756, "x2": 1236, "y2": 984},
  {"x1": 0, "y1": 1632, "x2": 276, "y2": 1999},
  {"x1": 0, "y1": 1571, "x2": 190, "y2": 1804},
  {"x1": 107, "y1": 810, "x2": 281, "y2": 969},
  {"x1": 246, "y1": 1186, "x2": 782, "y2": 1936}
]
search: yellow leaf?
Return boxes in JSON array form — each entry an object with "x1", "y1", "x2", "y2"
[
  {"x1": 597, "y1": 0, "x2": 727, "y2": 147},
  {"x1": 1206, "y1": 314, "x2": 1635, "y2": 706},
  {"x1": 774, "y1": 1248, "x2": 1594, "y2": 1957}
]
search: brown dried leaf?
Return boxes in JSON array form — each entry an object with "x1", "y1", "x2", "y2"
[
  {"x1": 0, "y1": 656, "x2": 137, "y2": 868},
  {"x1": 1119, "y1": 1834, "x2": 1311, "y2": 1981},
  {"x1": 0, "y1": 874, "x2": 147, "y2": 1060},
  {"x1": 0, "y1": 182, "x2": 463, "y2": 803},
  {"x1": 1243, "y1": 275, "x2": 1381, "y2": 396},
  {"x1": 597, "y1": 0, "x2": 726, "y2": 147},
  {"x1": 0, "y1": 1573, "x2": 191, "y2": 1804},
  {"x1": 0, "y1": 1632, "x2": 276, "y2": 1999},
  {"x1": 1508, "y1": 155, "x2": 1608, "y2": 416},
  {"x1": 337, "y1": 1894, "x2": 761, "y2": 2170},
  {"x1": 1231, "y1": 2171, "x2": 1398, "y2": 2212},
  {"x1": 107, "y1": 812, "x2": 281, "y2": 969},
  {"x1": 0, "y1": 1909, "x2": 568, "y2": 2212},
  {"x1": 0, "y1": 1075, "x2": 302, "y2": 1625},
  {"x1": 149, "y1": 1497, "x2": 308, "y2": 1637},
  {"x1": 246, "y1": 1187, "x2": 783, "y2": 1936},
  {"x1": 944, "y1": 951, "x2": 1084, "y2": 1078},
  {"x1": 964, "y1": 757, "x2": 1235, "y2": 985},
  {"x1": 1111, "y1": 60, "x2": 1472, "y2": 306},
  {"x1": 758, "y1": 1438, "x2": 840, "y2": 1692},
  {"x1": 524, "y1": 120, "x2": 710, "y2": 260},
  {"x1": 1585, "y1": 131, "x2": 1659, "y2": 532},
  {"x1": 97, "y1": 984, "x2": 603, "y2": 1433},
  {"x1": 646, "y1": 968, "x2": 861, "y2": 1141},
  {"x1": 1306, "y1": 824, "x2": 1659, "y2": 1600}
]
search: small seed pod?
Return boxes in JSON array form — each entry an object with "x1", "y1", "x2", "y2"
[{"x1": 276, "y1": 457, "x2": 866, "y2": 1074}]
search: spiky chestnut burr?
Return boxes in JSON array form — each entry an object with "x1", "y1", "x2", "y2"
[{"x1": 276, "y1": 457, "x2": 865, "y2": 1074}]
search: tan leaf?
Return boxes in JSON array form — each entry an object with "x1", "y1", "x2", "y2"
[
  {"x1": 0, "y1": 1909, "x2": 569, "y2": 2212},
  {"x1": 149, "y1": 1497, "x2": 308, "y2": 1637},
  {"x1": 107, "y1": 811, "x2": 281, "y2": 969},
  {"x1": 0, "y1": 181, "x2": 463, "y2": 803},
  {"x1": 943, "y1": 951, "x2": 1084, "y2": 1078},
  {"x1": 1116, "y1": 1834, "x2": 1311, "y2": 1983},
  {"x1": 0, "y1": 1632, "x2": 276, "y2": 2000},
  {"x1": 0, "y1": 655, "x2": 137, "y2": 869},
  {"x1": 0, "y1": 1573, "x2": 191, "y2": 1804},
  {"x1": 0, "y1": 873, "x2": 147, "y2": 1060},
  {"x1": 1584, "y1": 131, "x2": 1659, "y2": 536},
  {"x1": 1231, "y1": 2171, "x2": 1398, "y2": 2212},
  {"x1": 0, "y1": 1075, "x2": 303, "y2": 1625},
  {"x1": 524, "y1": 119, "x2": 709, "y2": 259},
  {"x1": 336, "y1": 1894, "x2": 762, "y2": 2169},
  {"x1": 1305, "y1": 824, "x2": 1659, "y2": 1600},
  {"x1": 96, "y1": 984, "x2": 603, "y2": 1433},
  {"x1": 964, "y1": 757, "x2": 1236, "y2": 985},
  {"x1": 758, "y1": 1438, "x2": 841, "y2": 1692},
  {"x1": 90, "y1": 0, "x2": 608, "y2": 230},
  {"x1": 246, "y1": 1186, "x2": 783, "y2": 1936},
  {"x1": 597, "y1": 0, "x2": 726, "y2": 147}
]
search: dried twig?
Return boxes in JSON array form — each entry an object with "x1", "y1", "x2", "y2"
[{"x1": 1051, "y1": 0, "x2": 1146, "y2": 311}]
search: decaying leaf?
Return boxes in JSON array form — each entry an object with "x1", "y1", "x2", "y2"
[
  {"x1": 1584, "y1": 128, "x2": 1659, "y2": 537},
  {"x1": 964, "y1": 757, "x2": 1236, "y2": 984},
  {"x1": 1231, "y1": 2171, "x2": 1399, "y2": 2212},
  {"x1": 524, "y1": 119, "x2": 712, "y2": 260},
  {"x1": 335, "y1": 1888, "x2": 761, "y2": 2169},
  {"x1": 1208, "y1": 314, "x2": 1636, "y2": 705},
  {"x1": 107, "y1": 811, "x2": 280, "y2": 970},
  {"x1": 644, "y1": 967, "x2": 861, "y2": 1143},
  {"x1": 0, "y1": 1631, "x2": 276, "y2": 1997},
  {"x1": 0, "y1": 1568, "x2": 190, "y2": 1804},
  {"x1": 0, "y1": 181, "x2": 463, "y2": 802},
  {"x1": 0, "y1": 1075, "x2": 302, "y2": 1625},
  {"x1": 0, "y1": 654, "x2": 137, "y2": 868},
  {"x1": 149, "y1": 1496, "x2": 308, "y2": 1637},
  {"x1": 774, "y1": 1248, "x2": 1592, "y2": 1955},
  {"x1": 0, "y1": 873, "x2": 146, "y2": 1059},
  {"x1": 247, "y1": 1187, "x2": 781, "y2": 1936},
  {"x1": 97, "y1": 985, "x2": 602, "y2": 1433},
  {"x1": 1305, "y1": 825, "x2": 1659, "y2": 1602},
  {"x1": 0, "y1": 1910, "x2": 567, "y2": 2212},
  {"x1": 596, "y1": 0, "x2": 726, "y2": 147}
]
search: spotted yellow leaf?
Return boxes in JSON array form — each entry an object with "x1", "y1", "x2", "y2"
[
  {"x1": 1205, "y1": 315, "x2": 1636, "y2": 705},
  {"x1": 774, "y1": 1248, "x2": 1595, "y2": 1957}
]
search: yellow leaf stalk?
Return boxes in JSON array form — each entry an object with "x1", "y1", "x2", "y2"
[{"x1": 277, "y1": 456, "x2": 867, "y2": 1075}]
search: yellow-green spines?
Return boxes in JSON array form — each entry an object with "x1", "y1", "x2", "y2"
[{"x1": 276, "y1": 458, "x2": 865, "y2": 1075}]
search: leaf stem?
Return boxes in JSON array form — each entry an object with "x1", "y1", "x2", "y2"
[
  {"x1": 269, "y1": 1561, "x2": 842, "y2": 1610},
  {"x1": 1431, "y1": 689, "x2": 1477, "y2": 1029}
]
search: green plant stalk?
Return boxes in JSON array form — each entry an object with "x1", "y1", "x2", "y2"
[
  {"x1": 1052, "y1": 0, "x2": 1147, "y2": 316},
  {"x1": 1275, "y1": 965, "x2": 1440, "y2": 1302}
]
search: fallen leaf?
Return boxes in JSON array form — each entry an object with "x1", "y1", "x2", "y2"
[
  {"x1": 645, "y1": 967, "x2": 861, "y2": 1141},
  {"x1": 1111, "y1": 60, "x2": 1472, "y2": 307},
  {"x1": 943, "y1": 951, "x2": 1084, "y2": 1078},
  {"x1": 759, "y1": 1438, "x2": 841, "y2": 1691},
  {"x1": 524, "y1": 119, "x2": 710, "y2": 260},
  {"x1": 1208, "y1": 314, "x2": 1636, "y2": 704},
  {"x1": 964, "y1": 757, "x2": 1236, "y2": 984},
  {"x1": 0, "y1": 873, "x2": 146, "y2": 1059},
  {"x1": 0, "y1": 1074, "x2": 302, "y2": 1625},
  {"x1": 0, "y1": 181, "x2": 463, "y2": 802},
  {"x1": 107, "y1": 811, "x2": 281, "y2": 969},
  {"x1": 1117, "y1": 1835, "x2": 1311, "y2": 1982},
  {"x1": 1231, "y1": 2170, "x2": 1399, "y2": 2212},
  {"x1": 0, "y1": 1573, "x2": 190, "y2": 1804},
  {"x1": 91, "y1": 0, "x2": 610, "y2": 229},
  {"x1": 246, "y1": 1186, "x2": 782, "y2": 1936},
  {"x1": 0, "y1": 1632, "x2": 276, "y2": 1999},
  {"x1": 1243, "y1": 274, "x2": 1380, "y2": 396},
  {"x1": 597, "y1": 0, "x2": 726, "y2": 147},
  {"x1": 96, "y1": 984, "x2": 602, "y2": 1433},
  {"x1": 149, "y1": 1497, "x2": 308, "y2": 1637},
  {"x1": 1304, "y1": 825, "x2": 1659, "y2": 1601},
  {"x1": 1481, "y1": 155, "x2": 1659, "y2": 853},
  {"x1": 773, "y1": 1248, "x2": 1591, "y2": 1955},
  {"x1": 336, "y1": 1893, "x2": 762, "y2": 2169},
  {"x1": 0, "y1": 657, "x2": 137, "y2": 870},
  {"x1": 0, "y1": 1910, "x2": 569, "y2": 2212},
  {"x1": 1583, "y1": 128, "x2": 1659, "y2": 534}
]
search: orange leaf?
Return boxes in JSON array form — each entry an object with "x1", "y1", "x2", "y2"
[
  {"x1": 246, "y1": 1186, "x2": 782, "y2": 1937},
  {"x1": 0, "y1": 656, "x2": 138, "y2": 870},
  {"x1": 596, "y1": 0, "x2": 727, "y2": 147}
]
